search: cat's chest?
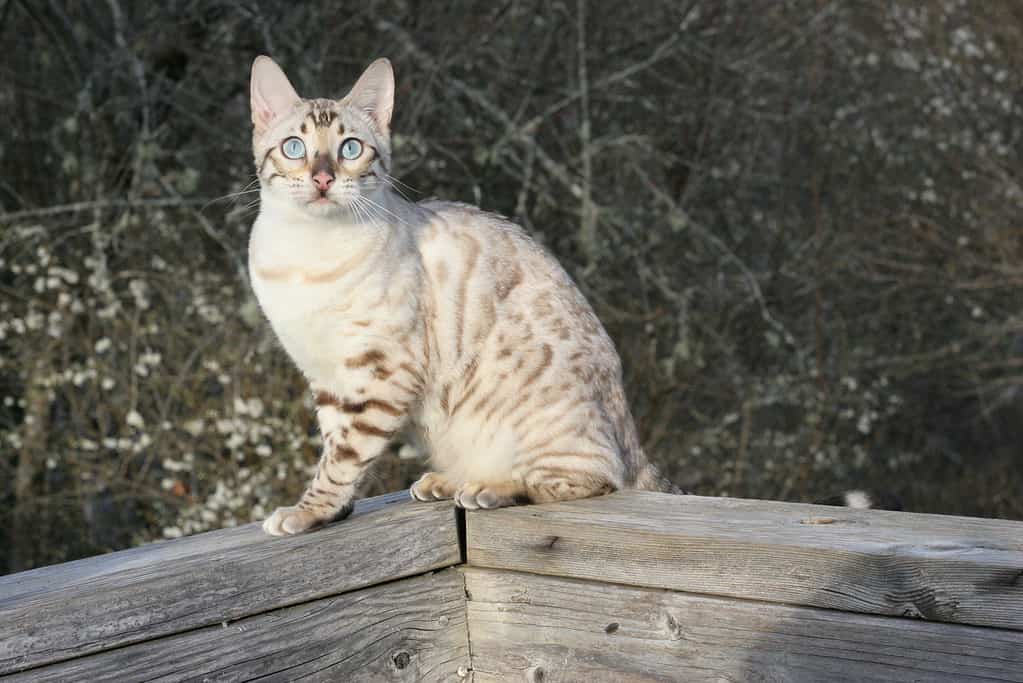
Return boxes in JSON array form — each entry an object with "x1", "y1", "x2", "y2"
[
  {"x1": 251, "y1": 273, "x2": 357, "y2": 379},
  {"x1": 248, "y1": 226, "x2": 379, "y2": 381}
]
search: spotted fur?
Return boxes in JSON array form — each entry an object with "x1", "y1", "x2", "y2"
[{"x1": 248, "y1": 56, "x2": 675, "y2": 536}]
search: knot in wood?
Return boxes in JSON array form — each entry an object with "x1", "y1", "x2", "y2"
[{"x1": 392, "y1": 651, "x2": 411, "y2": 670}]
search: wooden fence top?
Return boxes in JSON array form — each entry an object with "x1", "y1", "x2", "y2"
[{"x1": 1, "y1": 490, "x2": 1021, "y2": 680}]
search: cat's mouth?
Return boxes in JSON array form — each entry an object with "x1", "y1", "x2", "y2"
[{"x1": 308, "y1": 192, "x2": 336, "y2": 206}]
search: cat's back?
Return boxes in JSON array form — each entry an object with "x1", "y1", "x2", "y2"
[
  {"x1": 415, "y1": 199, "x2": 591, "y2": 309},
  {"x1": 414, "y1": 199, "x2": 620, "y2": 375}
]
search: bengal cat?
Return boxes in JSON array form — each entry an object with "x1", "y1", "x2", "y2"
[{"x1": 248, "y1": 56, "x2": 675, "y2": 535}]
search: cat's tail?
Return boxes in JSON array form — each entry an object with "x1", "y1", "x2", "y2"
[{"x1": 634, "y1": 463, "x2": 685, "y2": 495}]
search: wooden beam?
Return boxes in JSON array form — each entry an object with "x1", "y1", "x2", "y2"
[
  {"x1": 0, "y1": 492, "x2": 460, "y2": 675},
  {"x1": 466, "y1": 491, "x2": 1023, "y2": 631},
  {"x1": 464, "y1": 567, "x2": 1023, "y2": 683},
  {"x1": 9, "y1": 568, "x2": 469, "y2": 682}
]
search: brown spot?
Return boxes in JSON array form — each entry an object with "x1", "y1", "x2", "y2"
[
  {"x1": 398, "y1": 362, "x2": 424, "y2": 388},
  {"x1": 311, "y1": 107, "x2": 336, "y2": 128},
  {"x1": 522, "y1": 344, "x2": 553, "y2": 389},
  {"x1": 315, "y1": 390, "x2": 342, "y2": 407},
  {"x1": 346, "y1": 350, "x2": 387, "y2": 369},
  {"x1": 495, "y1": 262, "x2": 523, "y2": 301},
  {"x1": 498, "y1": 347, "x2": 512, "y2": 359},
  {"x1": 301, "y1": 122, "x2": 308, "y2": 134},
  {"x1": 352, "y1": 420, "x2": 394, "y2": 438},
  {"x1": 463, "y1": 356, "x2": 480, "y2": 386},
  {"x1": 325, "y1": 472, "x2": 347, "y2": 487},
  {"x1": 373, "y1": 366, "x2": 393, "y2": 380},
  {"x1": 533, "y1": 291, "x2": 554, "y2": 317},
  {"x1": 341, "y1": 398, "x2": 402, "y2": 417},
  {"x1": 439, "y1": 383, "x2": 451, "y2": 414},
  {"x1": 450, "y1": 380, "x2": 480, "y2": 416},
  {"x1": 332, "y1": 445, "x2": 359, "y2": 462},
  {"x1": 312, "y1": 487, "x2": 331, "y2": 497},
  {"x1": 352, "y1": 320, "x2": 372, "y2": 327},
  {"x1": 304, "y1": 259, "x2": 357, "y2": 284}
]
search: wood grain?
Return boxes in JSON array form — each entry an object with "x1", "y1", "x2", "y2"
[
  {"x1": 0, "y1": 493, "x2": 459, "y2": 674},
  {"x1": 464, "y1": 567, "x2": 1023, "y2": 683},
  {"x1": 466, "y1": 491, "x2": 1023, "y2": 631},
  {"x1": 10, "y1": 569, "x2": 470, "y2": 683}
]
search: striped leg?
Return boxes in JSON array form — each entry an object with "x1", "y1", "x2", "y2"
[{"x1": 263, "y1": 360, "x2": 418, "y2": 535}]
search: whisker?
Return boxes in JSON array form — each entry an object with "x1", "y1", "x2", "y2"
[
  {"x1": 360, "y1": 195, "x2": 409, "y2": 228},
  {"x1": 383, "y1": 173, "x2": 420, "y2": 196},
  {"x1": 381, "y1": 177, "x2": 413, "y2": 202}
]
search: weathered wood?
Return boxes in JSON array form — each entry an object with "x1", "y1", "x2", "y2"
[
  {"x1": 463, "y1": 567, "x2": 1023, "y2": 683},
  {"x1": 466, "y1": 491, "x2": 1023, "y2": 631},
  {"x1": 10, "y1": 568, "x2": 470, "y2": 683},
  {"x1": 0, "y1": 492, "x2": 460, "y2": 675}
]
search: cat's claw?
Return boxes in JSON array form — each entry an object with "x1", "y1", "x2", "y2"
[{"x1": 262, "y1": 506, "x2": 321, "y2": 536}]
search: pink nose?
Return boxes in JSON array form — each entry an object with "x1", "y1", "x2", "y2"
[{"x1": 312, "y1": 171, "x2": 334, "y2": 191}]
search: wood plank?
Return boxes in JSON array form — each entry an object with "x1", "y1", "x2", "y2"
[
  {"x1": 0, "y1": 492, "x2": 460, "y2": 674},
  {"x1": 10, "y1": 569, "x2": 470, "y2": 683},
  {"x1": 466, "y1": 491, "x2": 1023, "y2": 631},
  {"x1": 464, "y1": 567, "x2": 1023, "y2": 683}
]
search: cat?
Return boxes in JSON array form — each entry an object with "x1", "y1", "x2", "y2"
[{"x1": 248, "y1": 56, "x2": 675, "y2": 536}]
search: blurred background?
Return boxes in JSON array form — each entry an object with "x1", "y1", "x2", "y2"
[{"x1": 2, "y1": 1, "x2": 1022, "y2": 574}]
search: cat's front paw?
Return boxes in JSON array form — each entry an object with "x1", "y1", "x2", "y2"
[
  {"x1": 410, "y1": 472, "x2": 455, "y2": 501},
  {"x1": 262, "y1": 506, "x2": 321, "y2": 536},
  {"x1": 454, "y1": 481, "x2": 527, "y2": 510}
]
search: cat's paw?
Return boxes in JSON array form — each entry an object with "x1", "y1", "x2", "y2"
[
  {"x1": 454, "y1": 482, "x2": 527, "y2": 510},
  {"x1": 262, "y1": 506, "x2": 321, "y2": 536},
  {"x1": 410, "y1": 472, "x2": 455, "y2": 501}
]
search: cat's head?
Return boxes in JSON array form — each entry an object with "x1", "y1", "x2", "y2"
[{"x1": 250, "y1": 56, "x2": 393, "y2": 219}]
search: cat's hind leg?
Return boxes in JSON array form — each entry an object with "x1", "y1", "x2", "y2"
[{"x1": 518, "y1": 452, "x2": 619, "y2": 504}]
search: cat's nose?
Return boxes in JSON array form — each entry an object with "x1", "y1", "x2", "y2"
[{"x1": 312, "y1": 170, "x2": 335, "y2": 191}]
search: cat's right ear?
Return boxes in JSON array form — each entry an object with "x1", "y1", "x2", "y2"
[{"x1": 250, "y1": 56, "x2": 302, "y2": 135}]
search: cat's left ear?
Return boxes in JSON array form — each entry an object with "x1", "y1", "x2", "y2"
[
  {"x1": 347, "y1": 58, "x2": 394, "y2": 133},
  {"x1": 250, "y1": 56, "x2": 302, "y2": 135}
]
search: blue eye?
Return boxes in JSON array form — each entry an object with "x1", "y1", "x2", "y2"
[
  {"x1": 281, "y1": 137, "x2": 306, "y2": 159},
  {"x1": 339, "y1": 138, "x2": 363, "y2": 160}
]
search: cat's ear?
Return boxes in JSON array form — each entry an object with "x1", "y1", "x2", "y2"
[
  {"x1": 250, "y1": 56, "x2": 302, "y2": 135},
  {"x1": 347, "y1": 58, "x2": 394, "y2": 132}
]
